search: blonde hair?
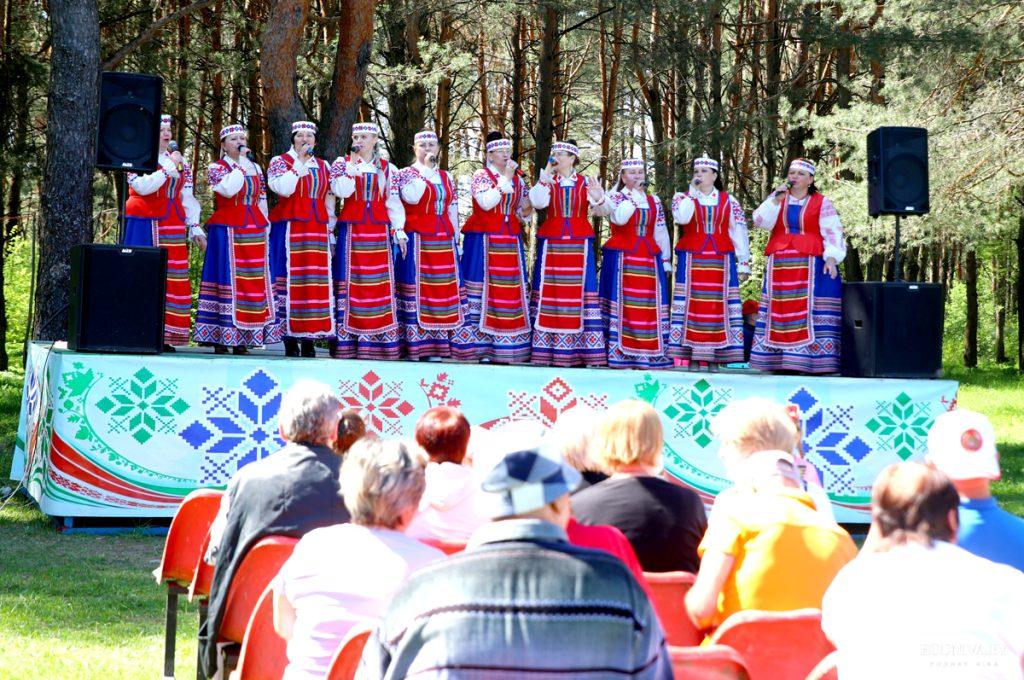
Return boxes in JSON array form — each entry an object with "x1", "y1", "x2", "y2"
[
  {"x1": 340, "y1": 439, "x2": 426, "y2": 529},
  {"x1": 590, "y1": 400, "x2": 663, "y2": 473},
  {"x1": 712, "y1": 398, "x2": 797, "y2": 457}
]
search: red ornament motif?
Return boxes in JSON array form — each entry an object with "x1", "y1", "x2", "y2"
[
  {"x1": 419, "y1": 372, "x2": 461, "y2": 409},
  {"x1": 338, "y1": 371, "x2": 415, "y2": 436},
  {"x1": 506, "y1": 376, "x2": 608, "y2": 428}
]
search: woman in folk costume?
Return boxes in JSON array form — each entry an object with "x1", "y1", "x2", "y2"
[
  {"x1": 750, "y1": 158, "x2": 846, "y2": 373},
  {"x1": 668, "y1": 155, "x2": 750, "y2": 368},
  {"x1": 527, "y1": 140, "x2": 609, "y2": 367},
  {"x1": 602, "y1": 158, "x2": 673, "y2": 369},
  {"x1": 195, "y1": 124, "x2": 275, "y2": 354},
  {"x1": 328, "y1": 122, "x2": 406, "y2": 360},
  {"x1": 451, "y1": 132, "x2": 533, "y2": 364},
  {"x1": 266, "y1": 121, "x2": 336, "y2": 358},
  {"x1": 393, "y1": 130, "x2": 464, "y2": 359},
  {"x1": 124, "y1": 114, "x2": 204, "y2": 350}
]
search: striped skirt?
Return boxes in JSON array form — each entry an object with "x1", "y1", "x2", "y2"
[
  {"x1": 266, "y1": 219, "x2": 335, "y2": 343},
  {"x1": 530, "y1": 237, "x2": 606, "y2": 367},
  {"x1": 194, "y1": 224, "x2": 274, "y2": 347},
  {"x1": 668, "y1": 249, "x2": 745, "y2": 364},
  {"x1": 599, "y1": 249, "x2": 671, "y2": 369},
  {"x1": 395, "y1": 232, "x2": 465, "y2": 360},
  {"x1": 451, "y1": 232, "x2": 532, "y2": 363},
  {"x1": 750, "y1": 251, "x2": 842, "y2": 373},
  {"x1": 124, "y1": 216, "x2": 192, "y2": 346}
]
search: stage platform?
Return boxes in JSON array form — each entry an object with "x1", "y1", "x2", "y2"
[{"x1": 10, "y1": 341, "x2": 958, "y2": 523}]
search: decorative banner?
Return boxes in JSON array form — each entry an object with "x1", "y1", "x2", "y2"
[{"x1": 9, "y1": 342, "x2": 958, "y2": 522}]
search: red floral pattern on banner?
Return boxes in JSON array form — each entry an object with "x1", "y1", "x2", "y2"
[{"x1": 338, "y1": 370, "x2": 415, "y2": 435}]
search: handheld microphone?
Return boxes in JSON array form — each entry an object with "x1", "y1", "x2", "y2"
[
  {"x1": 773, "y1": 179, "x2": 794, "y2": 197},
  {"x1": 692, "y1": 178, "x2": 700, "y2": 186},
  {"x1": 351, "y1": 144, "x2": 362, "y2": 155},
  {"x1": 547, "y1": 156, "x2": 555, "y2": 166},
  {"x1": 237, "y1": 143, "x2": 253, "y2": 162},
  {"x1": 167, "y1": 141, "x2": 184, "y2": 172},
  {"x1": 426, "y1": 153, "x2": 436, "y2": 166}
]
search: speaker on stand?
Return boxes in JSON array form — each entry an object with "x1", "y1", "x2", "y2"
[{"x1": 95, "y1": 72, "x2": 164, "y2": 243}]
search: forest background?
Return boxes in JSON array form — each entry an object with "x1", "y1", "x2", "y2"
[{"x1": 0, "y1": 0, "x2": 1022, "y2": 371}]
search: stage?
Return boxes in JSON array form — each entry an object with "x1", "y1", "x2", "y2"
[{"x1": 9, "y1": 342, "x2": 958, "y2": 523}]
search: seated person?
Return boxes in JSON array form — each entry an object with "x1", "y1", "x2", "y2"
[
  {"x1": 405, "y1": 406, "x2": 491, "y2": 543},
  {"x1": 572, "y1": 400, "x2": 707, "y2": 573},
  {"x1": 273, "y1": 438, "x2": 444, "y2": 679},
  {"x1": 686, "y1": 448, "x2": 855, "y2": 632},
  {"x1": 823, "y1": 462, "x2": 1024, "y2": 678},
  {"x1": 359, "y1": 434, "x2": 671, "y2": 678},
  {"x1": 198, "y1": 380, "x2": 350, "y2": 677},
  {"x1": 334, "y1": 409, "x2": 367, "y2": 455},
  {"x1": 926, "y1": 408, "x2": 1024, "y2": 572}
]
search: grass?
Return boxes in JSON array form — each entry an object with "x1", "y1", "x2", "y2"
[{"x1": 0, "y1": 361, "x2": 1021, "y2": 678}]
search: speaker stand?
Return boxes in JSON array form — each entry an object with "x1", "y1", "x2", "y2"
[
  {"x1": 117, "y1": 172, "x2": 128, "y2": 245},
  {"x1": 893, "y1": 213, "x2": 902, "y2": 282}
]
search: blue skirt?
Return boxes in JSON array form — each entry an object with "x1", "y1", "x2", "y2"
[{"x1": 599, "y1": 249, "x2": 672, "y2": 369}]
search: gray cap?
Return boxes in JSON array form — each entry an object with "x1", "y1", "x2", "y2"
[{"x1": 480, "y1": 432, "x2": 582, "y2": 518}]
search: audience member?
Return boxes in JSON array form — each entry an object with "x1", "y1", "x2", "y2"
[
  {"x1": 685, "y1": 398, "x2": 856, "y2": 632},
  {"x1": 334, "y1": 409, "x2": 367, "y2": 455},
  {"x1": 405, "y1": 406, "x2": 490, "y2": 543},
  {"x1": 273, "y1": 439, "x2": 444, "y2": 680},
  {"x1": 572, "y1": 400, "x2": 707, "y2": 572},
  {"x1": 822, "y1": 462, "x2": 1024, "y2": 679},
  {"x1": 926, "y1": 408, "x2": 1024, "y2": 572},
  {"x1": 550, "y1": 405, "x2": 609, "y2": 491},
  {"x1": 198, "y1": 380, "x2": 350, "y2": 677},
  {"x1": 358, "y1": 434, "x2": 671, "y2": 678}
]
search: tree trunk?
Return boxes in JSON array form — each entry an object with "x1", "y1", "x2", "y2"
[
  {"x1": 35, "y1": 0, "x2": 99, "y2": 341},
  {"x1": 963, "y1": 248, "x2": 978, "y2": 368},
  {"x1": 510, "y1": 12, "x2": 526, "y2": 162},
  {"x1": 0, "y1": 74, "x2": 31, "y2": 369},
  {"x1": 381, "y1": 0, "x2": 425, "y2": 166},
  {"x1": 532, "y1": 5, "x2": 560, "y2": 176},
  {"x1": 435, "y1": 16, "x2": 453, "y2": 169},
  {"x1": 844, "y1": 243, "x2": 864, "y2": 282},
  {"x1": 261, "y1": 0, "x2": 308, "y2": 157},
  {"x1": 320, "y1": 0, "x2": 375, "y2": 161},
  {"x1": 1016, "y1": 191, "x2": 1024, "y2": 372}
]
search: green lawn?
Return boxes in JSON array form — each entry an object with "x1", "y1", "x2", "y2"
[{"x1": 0, "y1": 363, "x2": 1021, "y2": 678}]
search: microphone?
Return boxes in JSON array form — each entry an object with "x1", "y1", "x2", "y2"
[
  {"x1": 167, "y1": 141, "x2": 184, "y2": 172},
  {"x1": 237, "y1": 143, "x2": 253, "y2": 162},
  {"x1": 426, "y1": 153, "x2": 437, "y2": 166},
  {"x1": 773, "y1": 179, "x2": 794, "y2": 197}
]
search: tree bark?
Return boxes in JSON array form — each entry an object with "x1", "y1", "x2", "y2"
[
  {"x1": 532, "y1": 4, "x2": 560, "y2": 175},
  {"x1": 320, "y1": 0, "x2": 375, "y2": 161},
  {"x1": 510, "y1": 12, "x2": 526, "y2": 162},
  {"x1": 35, "y1": 0, "x2": 99, "y2": 341},
  {"x1": 0, "y1": 73, "x2": 30, "y2": 369},
  {"x1": 435, "y1": 14, "x2": 454, "y2": 169},
  {"x1": 380, "y1": 0, "x2": 425, "y2": 166},
  {"x1": 1016, "y1": 190, "x2": 1024, "y2": 372},
  {"x1": 963, "y1": 248, "x2": 978, "y2": 368},
  {"x1": 261, "y1": 0, "x2": 308, "y2": 157}
]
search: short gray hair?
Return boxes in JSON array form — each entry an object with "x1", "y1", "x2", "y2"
[
  {"x1": 340, "y1": 439, "x2": 426, "y2": 528},
  {"x1": 278, "y1": 380, "x2": 341, "y2": 445}
]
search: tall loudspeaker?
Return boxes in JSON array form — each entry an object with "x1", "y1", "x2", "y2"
[
  {"x1": 96, "y1": 72, "x2": 163, "y2": 172},
  {"x1": 841, "y1": 282, "x2": 944, "y2": 378},
  {"x1": 68, "y1": 244, "x2": 166, "y2": 354},
  {"x1": 867, "y1": 126, "x2": 929, "y2": 217}
]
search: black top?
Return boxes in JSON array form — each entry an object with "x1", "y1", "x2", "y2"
[{"x1": 571, "y1": 475, "x2": 707, "y2": 573}]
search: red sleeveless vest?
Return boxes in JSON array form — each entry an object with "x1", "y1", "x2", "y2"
[
  {"x1": 206, "y1": 159, "x2": 268, "y2": 227},
  {"x1": 604, "y1": 193, "x2": 661, "y2": 257},
  {"x1": 337, "y1": 157, "x2": 391, "y2": 226},
  {"x1": 268, "y1": 155, "x2": 331, "y2": 224},
  {"x1": 675, "y1": 190, "x2": 734, "y2": 253},
  {"x1": 462, "y1": 168, "x2": 524, "y2": 236},
  {"x1": 536, "y1": 173, "x2": 595, "y2": 239},
  {"x1": 125, "y1": 159, "x2": 186, "y2": 222},
  {"x1": 765, "y1": 193, "x2": 825, "y2": 257},
  {"x1": 403, "y1": 168, "x2": 457, "y2": 237}
]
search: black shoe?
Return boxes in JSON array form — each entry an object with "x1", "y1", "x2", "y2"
[
  {"x1": 300, "y1": 339, "x2": 316, "y2": 358},
  {"x1": 231, "y1": 346, "x2": 249, "y2": 356},
  {"x1": 162, "y1": 344, "x2": 176, "y2": 353},
  {"x1": 214, "y1": 345, "x2": 228, "y2": 355},
  {"x1": 284, "y1": 338, "x2": 300, "y2": 357}
]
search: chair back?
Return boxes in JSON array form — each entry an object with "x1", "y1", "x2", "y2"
[
  {"x1": 708, "y1": 609, "x2": 834, "y2": 680},
  {"x1": 669, "y1": 645, "x2": 750, "y2": 680},
  {"x1": 219, "y1": 535, "x2": 299, "y2": 644},
  {"x1": 326, "y1": 624, "x2": 374, "y2": 680},
  {"x1": 188, "y1": 532, "x2": 216, "y2": 601},
  {"x1": 417, "y1": 536, "x2": 467, "y2": 555},
  {"x1": 228, "y1": 584, "x2": 287, "y2": 680},
  {"x1": 152, "y1": 488, "x2": 224, "y2": 586},
  {"x1": 644, "y1": 571, "x2": 700, "y2": 647},
  {"x1": 805, "y1": 651, "x2": 839, "y2": 680}
]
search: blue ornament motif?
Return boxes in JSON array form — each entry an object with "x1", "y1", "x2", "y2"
[{"x1": 787, "y1": 387, "x2": 872, "y2": 496}]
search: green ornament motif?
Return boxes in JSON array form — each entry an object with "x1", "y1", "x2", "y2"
[
  {"x1": 97, "y1": 368, "x2": 190, "y2": 445},
  {"x1": 633, "y1": 373, "x2": 664, "y2": 404},
  {"x1": 865, "y1": 391, "x2": 934, "y2": 461},
  {"x1": 661, "y1": 378, "x2": 732, "y2": 449}
]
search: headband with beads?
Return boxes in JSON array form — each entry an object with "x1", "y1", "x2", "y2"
[
  {"x1": 486, "y1": 138, "x2": 512, "y2": 153},
  {"x1": 220, "y1": 124, "x2": 245, "y2": 140},
  {"x1": 352, "y1": 122, "x2": 380, "y2": 136},
  {"x1": 551, "y1": 141, "x2": 580, "y2": 157},
  {"x1": 789, "y1": 159, "x2": 816, "y2": 175},
  {"x1": 291, "y1": 121, "x2": 317, "y2": 134}
]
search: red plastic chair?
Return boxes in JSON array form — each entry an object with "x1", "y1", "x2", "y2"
[
  {"x1": 644, "y1": 571, "x2": 701, "y2": 647},
  {"x1": 708, "y1": 609, "x2": 834, "y2": 680},
  {"x1": 228, "y1": 584, "x2": 287, "y2": 680},
  {"x1": 669, "y1": 645, "x2": 751, "y2": 680},
  {"x1": 417, "y1": 536, "x2": 467, "y2": 555},
  {"x1": 805, "y1": 651, "x2": 839, "y2": 680},
  {"x1": 152, "y1": 488, "x2": 224, "y2": 679},
  {"x1": 326, "y1": 624, "x2": 375, "y2": 680},
  {"x1": 217, "y1": 536, "x2": 299, "y2": 672}
]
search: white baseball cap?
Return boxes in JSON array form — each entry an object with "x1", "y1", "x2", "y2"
[{"x1": 926, "y1": 408, "x2": 1000, "y2": 481}]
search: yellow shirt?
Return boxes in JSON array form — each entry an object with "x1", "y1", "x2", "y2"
[{"x1": 698, "y1": 487, "x2": 857, "y2": 628}]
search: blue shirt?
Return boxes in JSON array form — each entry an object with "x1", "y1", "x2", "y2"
[{"x1": 958, "y1": 497, "x2": 1024, "y2": 573}]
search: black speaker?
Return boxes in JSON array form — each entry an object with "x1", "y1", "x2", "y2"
[
  {"x1": 96, "y1": 72, "x2": 163, "y2": 172},
  {"x1": 841, "y1": 282, "x2": 943, "y2": 378},
  {"x1": 68, "y1": 244, "x2": 166, "y2": 354},
  {"x1": 867, "y1": 126, "x2": 929, "y2": 217}
]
